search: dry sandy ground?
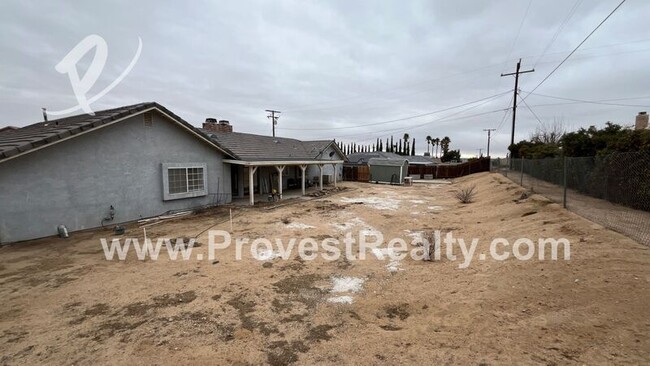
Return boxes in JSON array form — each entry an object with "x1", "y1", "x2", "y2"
[{"x1": 1, "y1": 173, "x2": 649, "y2": 365}]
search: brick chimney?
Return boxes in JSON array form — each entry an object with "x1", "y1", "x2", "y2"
[
  {"x1": 635, "y1": 112, "x2": 649, "y2": 130},
  {"x1": 203, "y1": 118, "x2": 233, "y2": 133}
]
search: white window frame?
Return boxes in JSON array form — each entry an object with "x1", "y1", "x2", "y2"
[{"x1": 162, "y1": 163, "x2": 208, "y2": 200}]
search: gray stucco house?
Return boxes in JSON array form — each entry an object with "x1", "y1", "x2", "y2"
[
  {"x1": 0, "y1": 103, "x2": 346, "y2": 243},
  {"x1": 0, "y1": 103, "x2": 232, "y2": 244}
]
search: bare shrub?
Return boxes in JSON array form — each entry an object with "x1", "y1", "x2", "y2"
[
  {"x1": 455, "y1": 185, "x2": 477, "y2": 204},
  {"x1": 281, "y1": 217, "x2": 291, "y2": 224}
]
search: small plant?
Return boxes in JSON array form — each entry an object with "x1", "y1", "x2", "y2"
[
  {"x1": 281, "y1": 217, "x2": 291, "y2": 225},
  {"x1": 455, "y1": 185, "x2": 477, "y2": 204}
]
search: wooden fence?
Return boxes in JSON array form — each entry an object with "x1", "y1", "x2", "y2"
[
  {"x1": 407, "y1": 158, "x2": 491, "y2": 179},
  {"x1": 343, "y1": 165, "x2": 370, "y2": 182},
  {"x1": 343, "y1": 158, "x2": 490, "y2": 182}
]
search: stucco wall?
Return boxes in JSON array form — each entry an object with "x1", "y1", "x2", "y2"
[
  {"x1": 306, "y1": 145, "x2": 344, "y2": 182},
  {"x1": 0, "y1": 111, "x2": 231, "y2": 243}
]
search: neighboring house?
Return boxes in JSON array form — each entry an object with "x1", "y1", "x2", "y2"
[
  {"x1": 0, "y1": 103, "x2": 232, "y2": 244},
  {"x1": 201, "y1": 120, "x2": 346, "y2": 204},
  {"x1": 0, "y1": 126, "x2": 18, "y2": 134},
  {"x1": 346, "y1": 151, "x2": 438, "y2": 166}
]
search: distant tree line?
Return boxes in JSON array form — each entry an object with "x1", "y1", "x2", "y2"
[
  {"x1": 509, "y1": 120, "x2": 650, "y2": 159},
  {"x1": 337, "y1": 133, "x2": 462, "y2": 162}
]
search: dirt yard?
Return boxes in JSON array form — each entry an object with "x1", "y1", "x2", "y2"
[{"x1": 1, "y1": 173, "x2": 649, "y2": 365}]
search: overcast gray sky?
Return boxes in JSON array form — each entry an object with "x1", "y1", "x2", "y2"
[{"x1": 1, "y1": 0, "x2": 649, "y2": 157}]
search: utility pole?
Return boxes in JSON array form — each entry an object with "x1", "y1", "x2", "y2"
[
  {"x1": 483, "y1": 128, "x2": 496, "y2": 157},
  {"x1": 477, "y1": 148, "x2": 483, "y2": 157},
  {"x1": 501, "y1": 59, "x2": 534, "y2": 150},
  {"x1": 266, "y1": 109, "x2": 281, "y2": 137}
]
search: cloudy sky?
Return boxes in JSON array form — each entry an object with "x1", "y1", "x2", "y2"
[{"x1": 1, "y1": 0, "x2": 649, "y2": 157}]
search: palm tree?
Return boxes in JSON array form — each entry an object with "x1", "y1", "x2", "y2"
[
  {"x1": 432, "y1": 137, "x2": 440, "y2": 158},
  {"x1": 426, "y1": 135, "x2": 432, "y2": 155},
  {"x1": 440, "y1": 136, "x2": 451, "y2": 157}
]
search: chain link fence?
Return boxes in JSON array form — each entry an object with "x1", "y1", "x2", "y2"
[{"x1": 492, "y1": 153, "x2": 650, "y2": 246}]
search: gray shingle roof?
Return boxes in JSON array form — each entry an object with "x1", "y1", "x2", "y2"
[
  {"x1": 346, "y1": 151, "x2": 436, "y2": 165},
  {"x1": 202, "y1": 131, "x2": 342, "y2": 162},
  {"x1": 346, "y1": 151, "x2": 401, "y2": 165},
  {"x1": 302, "y1": 140, "x2": 333, "y2": 157},
  {"x1": 0, "y1": 102, "x2": 230, "y2": 161},
  {"x1": 368, "y1": 158, "x2": 408, "y2": 167}
]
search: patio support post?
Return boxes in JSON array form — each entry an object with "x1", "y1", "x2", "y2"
[
  {"x1": 300, "y1": 165, "x2": 307, "y2": 195},
  {"x1": 275, "y1": 165, "x2": 285, "y2": 199},
  {"x1": 249, "y1": 166, "x2": 258, "y2": 205},
  {"x1": 331, "y1": 163, "x2": 337, "y2": 188},
  {"x1": 318, "y1": 164, "x2": 324, "y2": 191}
]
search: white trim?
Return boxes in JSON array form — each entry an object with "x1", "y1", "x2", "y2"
[
  {"x1": 0, "y1": 106, "x2": 231, "y2": 164},
  {"x1": 224, "y1": 159, "x2": 344, "y2": 166}
]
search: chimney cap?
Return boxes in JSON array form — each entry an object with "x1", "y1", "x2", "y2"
[
  {"x1": 639, "y1": 111, "x2": 647, "y2": 115},
  {"x1": 218, "y1": 120, "x2": 230, "y2": 125},
  {"x1": 205, "y1": 117, "x2": 217, "y2": 123}
]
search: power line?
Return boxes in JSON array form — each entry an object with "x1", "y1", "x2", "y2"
[
  {"x1": 521, "y1": 90, "x2": 650, "y2": 108},
  {"x1": 495, "y1": 93, "x2": 515, "y2": 133},
  {"x1": 523, "y1": 0, "x2": 627, "y2": 98},
  {"x1": 331, "y1": 106, "x2": 509, "y2": 142},
  {"x1": 501, "y1": 0, "x2": 534, "y2": 74},
  {"x1": 533, "y1": 0, "x2": 583, "y2": 68},
  {"x1": 282, "y1": 36, "x2": 648, "y2": 114},
  {"x1": 520, "y1": 97, "x2": 544, "y2": 126},
  {"x1": 282, "y1": 63, "x2": 509, "y2": 113},
  {"x1": 278, "y1": 90, "x2": 512, "y2": 131}
]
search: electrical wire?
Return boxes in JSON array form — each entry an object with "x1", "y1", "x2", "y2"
[
  {"x1": 533, "y1": 0, "x2": 583, "y2": 68},
  {"x1": 520, "y1": 97, "x2": 544, "y2": 126},
  {"x1": 331, "y1": 104, "x2": 509, "y2": 142},
  {"x1": 501, "y1": 0, "x2": 534, "y2": 74},
  {"x1": 523, "y1": 0, "x2": 627, "y2": 98},
  {"x1": 522, "y1": 90, "x2": 650, "y2": 108},
  {"x1": 278, "y1": 90, "x2": 512, "y2": 131}
]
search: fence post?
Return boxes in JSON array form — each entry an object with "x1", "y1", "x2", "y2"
[
  {"x1": 563, "y1": 156, "x2": 567, "y2": 209},
  {"x1": 520, "y1": 158, "x2": 524, "y2": 186}
]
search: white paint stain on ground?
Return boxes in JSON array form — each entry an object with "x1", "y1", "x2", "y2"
[
  {"x1": 327, "y1": 296, "x2": 354, "y2": 304},
  {"x1": 331, "y1": 276, "x2": 365, "y2": 293},
  {"x1": 285, "y1": 222, "x2": 315, "y2": 229},
  {"x1": 340, "y1": 196, "x2": 400, "y2": 211},
  {"x1": 372, "y1": 247, "x2": 406, "y2": 272},
  {"x1": 428, "y1": 206, "x2": 444, "y2": 211},
  {"x1": 327, "y1": 276, "x2": 365, "y2": 304},
  {"x1": 386, "y1": 259, "x2": 404, "y2": 272},
  {"x1": 331, "y1": 217, "x2": 381, "y2": 237},
  {"x1": 255, "y1": 249, "x2": 281, "y2": 261}
]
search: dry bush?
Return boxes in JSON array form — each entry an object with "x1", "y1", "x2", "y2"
[{"x1": 455, "y1": 185, "x2": 477, "y2": 204}]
